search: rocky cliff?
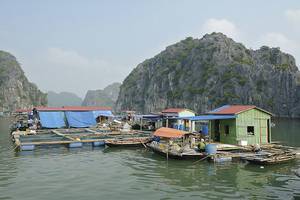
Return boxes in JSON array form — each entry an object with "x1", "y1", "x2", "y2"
[
  {"x1": 116, "y1": 33, "x2": 300, "y2": 117},
  {"x1": 0, "y1": 51, "x2": 47, "y2": 112},
  {"x1": 47, "y1": 91, "x2": 82, "y2": 107},
  {"x1": 82, "y1": 82, "x2": 121, "y2": 107}
]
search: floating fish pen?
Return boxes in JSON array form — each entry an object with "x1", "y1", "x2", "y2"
[{"x1": 12, "y1": 128, "x2": 153, "y2": 151}]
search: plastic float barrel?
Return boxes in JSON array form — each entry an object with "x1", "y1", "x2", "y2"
[
  {"x1": 205, "y1": 144, "x2": 217, "y2": 155},
  {"x1": 214, "y1": 157, "x2": 232, "y2": 163},
  {"x1": 68, "y1": 142, "x2": 83, "y2": 148},
  {"x1": 20, "y1": 144, "x2": 35, "y2": 151},
  {"x1": 92, "y1": 141, "x2": 105, "y2": 147}
]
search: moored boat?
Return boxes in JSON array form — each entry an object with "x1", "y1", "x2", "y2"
[
  {"x1": 105, "y1": 137, "x2": 151, "y2": 147},
  {"x1": 147, "y1": 127, "x2": 208, "y2": 160}
]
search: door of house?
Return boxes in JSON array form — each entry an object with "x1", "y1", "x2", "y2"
[
  {"x1": 267, "y1": 119, "x2": 270, "y2": 143},
  {"x1": 215, "y1": 120, "x2": 220, "y2": 142}
]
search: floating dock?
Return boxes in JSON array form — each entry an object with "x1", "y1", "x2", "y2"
[{"x1": 12, "y1": 128, "x2": 153, "y2": 151}]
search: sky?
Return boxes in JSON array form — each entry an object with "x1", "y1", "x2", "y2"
[{"x1": 0, "y1": 0, "x2": 299, "y2": 97}]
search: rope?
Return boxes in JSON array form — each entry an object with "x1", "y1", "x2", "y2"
[{"x1": 193, "y1": 155, "x2": 210, "y2": 164}]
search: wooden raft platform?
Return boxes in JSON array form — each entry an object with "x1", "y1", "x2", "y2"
[{"x1": 11, "y1": 128, "x2": 153, "y2": 151}]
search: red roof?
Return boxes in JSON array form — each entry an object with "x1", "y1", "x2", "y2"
[
  {"x1": 154, "y1": 127, "x2": 187, "y2": 138},
  {"x1": 62, "y1": 106, "x2": 112, "y2": 111},
  {"x1": 209, "y1": 105, "x2": 270, "y2": 115},
  {"x1": 16, "y1": 106, "x2": 112, "y2": 112},
  {"x1": 15, "y1": 106, "x2": 112, "y2": 113},
  {"x1": 15, "y1": 109, "x2": 31, "y2": 113},
  {"x1": 162, "y1": 108, "x2": 194, "y2": 113}
]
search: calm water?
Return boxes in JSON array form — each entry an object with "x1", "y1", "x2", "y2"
[{"x1": 0, "y1": 118, "x2": 300, "y2": 200}]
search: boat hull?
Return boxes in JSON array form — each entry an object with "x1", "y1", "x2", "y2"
[
  {"x1": 147, "y1": 144, "x2": 207, "y2": 160},
  {"x1": 105, "y1": 138, "x2": 150, "y2": 148}
]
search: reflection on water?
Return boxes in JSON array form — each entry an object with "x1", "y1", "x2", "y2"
[
  {"x1": 0, "y1": 118, "x2": 299, "y2": 200},
  {"x1": 272, "y1": 118, "x2": 300, "y2": 147}
]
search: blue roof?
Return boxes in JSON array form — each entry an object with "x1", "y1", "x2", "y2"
[{"x1": 178, "y1": 114, "x2": 236, "y2": 121}]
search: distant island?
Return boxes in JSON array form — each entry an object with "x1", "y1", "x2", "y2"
[
  {"x1": 47, "y1": 91, "x2": 83, "y2": 107},
  {"x1": 82, "y1": 82, "x2": 121, "y2": 107}
]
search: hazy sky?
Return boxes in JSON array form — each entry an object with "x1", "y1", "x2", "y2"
[{"x1": 0, "y1": 0, "x2": 299, "y2": 97}]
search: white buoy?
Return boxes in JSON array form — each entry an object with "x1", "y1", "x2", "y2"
[{"x1": 260, "y1": 166, "x2": 264, "y2": 169}]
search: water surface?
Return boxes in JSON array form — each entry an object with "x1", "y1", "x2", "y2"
[{"x1": 0, "y1": 118, "x2": 299, "y2": 200}]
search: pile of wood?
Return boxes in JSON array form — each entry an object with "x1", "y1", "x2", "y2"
[{"x1": 243, "y1": 145, "x2": 296, "y2": 165}]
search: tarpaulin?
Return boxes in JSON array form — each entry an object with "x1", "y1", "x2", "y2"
[
  {"x1": 65, "y1": 111, "x2": 96, "y2": 128},
  {"x1": 39, "y1": 111, "x2": 66, "y2": 128}
]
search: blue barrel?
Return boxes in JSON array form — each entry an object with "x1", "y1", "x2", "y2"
[
  {"x1": 92, "y1": 141, "x2": 105, "y2": 147},
  {"x1": 179, "y1": 124, "x2": 183, "y2": 130},
  {"x1": 153, "y1": 136, "x2": 160, "y2": 142},
  {"x1": 202, "y1": 125, "x2": 209, "y2": 135},
  {"x1": 69, "y1": 142, "x2": 83, "y2": 148},
  {"x1": 205, "y1": 144, "x2": 217, "y2": 155},
  {"x1": 21, "y1": 144, "x2": 35, "y2": 151}
]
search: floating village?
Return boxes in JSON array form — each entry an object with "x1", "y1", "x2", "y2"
[{"x1": 10, "y1": 105, "x2": 300, "y2": 166}]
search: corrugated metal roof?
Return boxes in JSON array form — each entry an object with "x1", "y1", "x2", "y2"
[
  {"x1": 136, "y1": 114, "x2": 162, "y2": 119},
  {"x1": 178, "y1": 115, "x2": 236, "y2": 121},
  {"x1": 209, "y1": 105, "x2": 273, "y2": 115},
  {"x1": 209, "y1": 105, "x2": 256, "y2": 115},
  {"x1": 34, "y1": 106, "x2": 112, "y2": 111},
  {"x1": 162, "y1": 108, "x2": 185, "y2": 113},
  {"x1": 15, "y1": 109, "x2": 31, "y2": 113},
  {"x1": 154, "y1": 127, "x2": 187, "y2": 138},
  {"x1": 162, "y1": 108, "x2": 195, "y2": 113}
]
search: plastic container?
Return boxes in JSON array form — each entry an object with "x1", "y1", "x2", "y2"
[
  {"x1": 92, "y1": 141, "x2": 105, "y2": 147},
  {"x1": 21, "y1": 144, "x2": 35, "y2": 151},
  {"x1": 214, "y1": 157, "x2": 232, "y2": 163},
  {"x1": 238, "y1": 140, "x2": 248, "y2": 146},
  {"x1": 205, "y1": 144, "x2": 217, "y2": 155},
  {"x1": 69, "y1": 142, "x2": 83, "y2": 148}
]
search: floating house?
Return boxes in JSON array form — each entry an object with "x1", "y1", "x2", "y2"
[
  {"x1": 32, "y1": 106, "x2": 113, "y2": 129},
  {"x1": 180, "y1": 105, "x2": 272, "y2": 145},
  {"x1": 135, "y1": 114, "x2": 163, "y2": 130},
  {"x1": 162, "y1": 108, "x2": 196, "y2": 131}
]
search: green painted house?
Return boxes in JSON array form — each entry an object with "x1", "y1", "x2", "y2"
[{"x1": 208, "y1": 105, "x2": 272, "y2": 145}]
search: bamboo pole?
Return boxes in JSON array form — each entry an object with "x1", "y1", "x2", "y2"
[{"x1": 51, "y1": 130, "x2": 78, "y2": 141}]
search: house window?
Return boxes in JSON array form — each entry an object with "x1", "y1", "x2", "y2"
[
  {"x1": 247, "y1": 126, "x2": 254, "y2": 135},
  {"x1": 225, "y1": 125, "x2": 229, "y2": 135}
]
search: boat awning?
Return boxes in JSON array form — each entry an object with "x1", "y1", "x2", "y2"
[
  {"x1": 178, "y1": 115, "x2": 236, "y2": 121},
  {"x1": 136, "y1": 114, "x2": 162, "y2": 121},
  {"x1": 154, "y1": 127, "x2": 187, "y2": 138},
  {"x1": 92, "y1": 110, "x2": 114, "y2": 118}
]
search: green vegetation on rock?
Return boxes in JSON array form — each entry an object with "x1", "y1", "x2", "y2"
[
  {"x1": 115, "y1": 32, "x2": 300, "y2": 117},
  {"x1": 0, "y1": 50, "x2": 47, "y2": 112}
]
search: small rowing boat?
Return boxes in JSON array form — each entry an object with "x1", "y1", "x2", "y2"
[{"x1": 105, "y1": 138, "x2": 150, "y2": 147}]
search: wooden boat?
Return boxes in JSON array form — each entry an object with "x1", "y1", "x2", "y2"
[
  {"x1": 147, "y1": 127, "x2": 208, "y2": 160},
  {"x1": 243, "y1": 151, "x2": 296, "y2": 165},
  {"x1": 105, "y1": 137, "x2": 151, "y2": 147},
  {"x1": 147, "y1": 142, "x2": 207, "y2": 160}
]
